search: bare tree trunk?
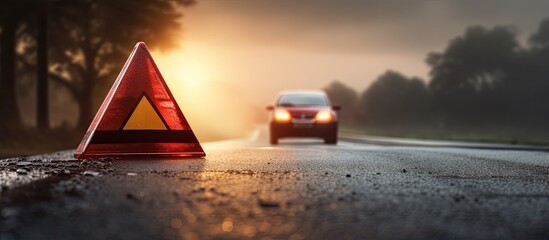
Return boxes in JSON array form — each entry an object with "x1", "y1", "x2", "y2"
[
  {"x1": 76, "y1": 40, "x2": 98, "y2": 131},
  {"x1": 77, "y1": 87, "x2": 93, "y2": 132},
  {"x1": 36, "y1": 2, "x2": 49, "y2": 130},
  {"x1": 0, "y1": 19, "x2": 22, "y2": 130}
]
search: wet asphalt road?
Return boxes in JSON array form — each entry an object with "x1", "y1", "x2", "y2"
[{"x1": 1, "y1": 129, "x2": 549, "y2": 240}]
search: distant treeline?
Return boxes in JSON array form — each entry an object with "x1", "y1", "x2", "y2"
[{"x1": 325, "y1": 18, "x2": 549, "y2": 132}]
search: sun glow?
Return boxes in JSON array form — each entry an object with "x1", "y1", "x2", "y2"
[
  {"x1": 152, "y1": 42, "x2": 256, "y2": 142},
  {"x1": 154, "y1": 48, "x2": 210, "y2": 89}
]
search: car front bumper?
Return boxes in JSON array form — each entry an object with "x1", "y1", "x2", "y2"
[{"x1": 270, "y1": 121, "x2": 338, "y2": 138}]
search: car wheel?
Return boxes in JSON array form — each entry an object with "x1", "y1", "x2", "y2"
[
  {"x1": 324, "y1": 133, "x2": 337, "y2": 144},
  {"x1": 270, "y1": 133, "x2": 278, "y2": 145}
]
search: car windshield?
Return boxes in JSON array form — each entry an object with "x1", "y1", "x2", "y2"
[{"x1": 277, "y1": 94, "x2": 328, "y2": 107}]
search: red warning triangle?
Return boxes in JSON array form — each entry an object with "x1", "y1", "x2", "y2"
[{"x1": 75, "y1": 42, "x2": 205, "y2": 159}]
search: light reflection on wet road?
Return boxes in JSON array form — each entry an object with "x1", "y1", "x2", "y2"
[{"x1": 1, "y1": 129, "x2": 549, "y2": 240}]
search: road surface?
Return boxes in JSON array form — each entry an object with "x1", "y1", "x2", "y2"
[{"x1": 1, "y1": 127, "x2": 549, "y2": 240}]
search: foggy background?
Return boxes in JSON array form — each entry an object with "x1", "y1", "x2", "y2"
[{"x1": 2, "y1": 0, "x2": 549, "y2": 157}]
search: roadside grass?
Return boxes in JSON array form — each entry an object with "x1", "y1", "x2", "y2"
[{"x1": 340, "y1": 123, "x2": 549, "y2": 146}]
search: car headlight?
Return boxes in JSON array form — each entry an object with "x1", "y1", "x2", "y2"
[
  {"x1": 315, "y1": 110, "x2": 333, "y2": 123},
  {"x1": 274, "y1": 109, "x2": 291, "y2": 122}
]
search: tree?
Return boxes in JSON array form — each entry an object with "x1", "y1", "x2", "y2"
[
  {"x1": 358, "y1": 71, "x2": 429, "y2": 124},
  {"x1": 516, "y1": 17, "x2": 549, "y2": 121},
  {"x1": 0, "y1": 0, "x2": 30, "y2": 130},
  {"x1": 44, "y1": 0, "x2": 195, "y2": 130},
  {"x1": 36, "y1": 0, "x2": 49, "y2": 130},
  {"x1": 529, "y1": 18, "x2": 549, "y2": 49},
  {"x1": 3, "y1": 0, "x2": 194, "y2": 132},
  {"x1": 426, "y1": 25, "x2": 519, "y2": 120},
  {"x1": 323, "y1": 80, "x2": 358, "y2": 124}
]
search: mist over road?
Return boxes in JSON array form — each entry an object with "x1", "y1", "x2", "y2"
[{"x1": 2, "y1": 127, "x2": 549, "y2": 240}]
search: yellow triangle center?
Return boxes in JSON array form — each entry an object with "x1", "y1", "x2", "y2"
[{"x1": 123, "y1": 96, "x2": 168, "y2": 130}]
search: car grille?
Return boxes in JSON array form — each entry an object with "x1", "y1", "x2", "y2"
[{"x1": 290, "y1": 113, "x2": 315, "y2": 119}]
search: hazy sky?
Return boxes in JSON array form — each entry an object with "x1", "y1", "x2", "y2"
[
  {"x1": 155, "y1": 0, "x2": 549, "y2": 105},
  {"x1": 149, "y1": 0, "x2": 549, "y2": 138}
]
